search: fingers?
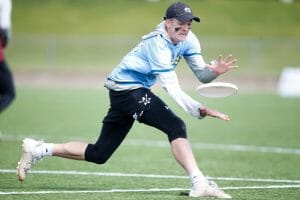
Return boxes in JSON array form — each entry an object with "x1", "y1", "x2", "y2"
[
  {"x1": 224, "y1": 54, "x2": 232, "y2": 62},
  {"x1": 217, "y1": 114, "x2": 230, "y2": 121},
  {"x1": 218, "y1": 54, "x2": 222, "y2": 62},
  {"x1": 208, "y1": 110, "x2": 230, "y2": 121},
  {"x1": 227, "y1": 58, "x2": 237, "y2": 66},
  {"x1": 218, "y1": 54, "x2": 237, "y2": 64},
  {"x1": 223, "y1": 115, "x2": 230, "y2": 121},
  {"x1": 229, "y1": 65, "x2": 239, "y2": 69}
]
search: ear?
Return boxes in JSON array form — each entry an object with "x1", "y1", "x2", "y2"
[{"x1": 165, "y1": 19, "x2": 172, "y2": 29}]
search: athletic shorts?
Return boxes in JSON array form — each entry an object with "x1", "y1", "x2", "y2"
[
  {"x1": 106, "y1": 88, "x2": 187, "y2": 141},
  {"x1": 84, "y1": 88, "x2": 187, "y2": 163}
]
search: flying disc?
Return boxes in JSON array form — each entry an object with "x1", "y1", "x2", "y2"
[{"x1": 196, "y1": 82, "x2": 238, "y2": 98}]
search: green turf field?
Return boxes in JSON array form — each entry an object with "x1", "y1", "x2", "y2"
[
  {"x1": 0, "y1": 87, "x2": 299, "y2": 199},
  {"x1": 1, "y1": 0, "x2": 300, "y2": 199}
]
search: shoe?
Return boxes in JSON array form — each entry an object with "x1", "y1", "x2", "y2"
[
  {"x1": 189, "y1": 179, "x2": 232, "y2": 198},
  {"x1": 17, "y1": 138, "x2": 43, "y2": 181}
]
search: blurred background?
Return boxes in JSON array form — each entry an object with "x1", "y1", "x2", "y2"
[{"x1": 6, "y1": 0, "x2": 300, "y2": 92}]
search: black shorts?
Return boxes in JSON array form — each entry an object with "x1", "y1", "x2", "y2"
[
  {"x1": 84, "y1": 88, "x2": 187, "y2": 164},
  {"x1": 106, "y1": 88, "x2": 186, "y2": 140}
]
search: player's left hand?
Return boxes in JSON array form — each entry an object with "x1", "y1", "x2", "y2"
[{"x1": 209, "y1": 54, "x2": 238, "y2": 75}]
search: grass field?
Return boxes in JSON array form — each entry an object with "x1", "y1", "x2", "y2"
[
  {"x1": 0, "y1": 87, "x2": 300, "y2": 199},
  {"x1": 1, "y1": 1, "x2": 300, "y2": 199}
]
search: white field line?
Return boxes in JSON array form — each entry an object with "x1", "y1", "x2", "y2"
[
  {"x1": 2, "y1": 134, "x2": 300, "y2": 155},
  {"x1": 1, "y1": 185, "x2": 300, "y2": 195},
  {"x1": 1, "y1": 169, "x2": 300, "y2": 184},
  {"x1": 126, "y1": 139, "x2": 300, "y2": 155}
]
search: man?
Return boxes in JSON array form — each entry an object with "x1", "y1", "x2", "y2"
[
  {"x1": 17, "y1": 2, "x2": 237, "y2": 198},
  {"x1": 0, "y1": 0, "x2": 15, "y2": 113}
]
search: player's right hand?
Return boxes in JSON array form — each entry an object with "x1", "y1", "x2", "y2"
[{"x1": 200, "y1": 107, "x2": 230, "y2": 121}]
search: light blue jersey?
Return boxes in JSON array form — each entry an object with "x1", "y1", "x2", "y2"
[{"x1": 106, "y1": 21, "x2": 212, "y2": 91}]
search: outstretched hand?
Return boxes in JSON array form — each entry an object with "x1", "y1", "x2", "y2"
[
  {"x1": 209, "y1": 54, "x2": 238, "y2": 75},
  {"x1": 200, "y1": 107, "x2": 230, "y2": 121}
]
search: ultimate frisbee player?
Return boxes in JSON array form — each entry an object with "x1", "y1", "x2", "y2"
[{"x1": 17, "y1": 2, "x2": 237, "y2": 198}]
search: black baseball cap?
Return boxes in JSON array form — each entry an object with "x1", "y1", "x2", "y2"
[{"x1": 164, "y1": 2, "x2": 200, "y2": 23}]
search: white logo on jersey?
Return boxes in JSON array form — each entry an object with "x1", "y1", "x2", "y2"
[{"x1": 172, "y1": 55, "x2": 182, "y2": 66}]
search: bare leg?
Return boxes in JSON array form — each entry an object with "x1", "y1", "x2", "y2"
[
  {"x1": 52, "y1": 142, "x2": 88, "y2": 160},
  {"x1": 170, "y1": 138, "x2": 203, "y2": 177},
  {"x1": 172, "y1": 137, "x2": 232, "y2": 198}
]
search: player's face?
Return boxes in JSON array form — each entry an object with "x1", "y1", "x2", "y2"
[{"x1": 166, "y1": 18, "x2": 192, "y2": 44}]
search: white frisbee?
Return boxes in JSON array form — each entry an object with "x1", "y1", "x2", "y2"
[{"x1": 196, "y1": 82, "x2": 238, "y2": 98}]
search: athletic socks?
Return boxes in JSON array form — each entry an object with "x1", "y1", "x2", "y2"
[
  {"x1": 189, "y1": 170, "x2": 206, "y2": 184},
  {"x1": 34, "y1": 143, "x2": 53, "y2": 157}
]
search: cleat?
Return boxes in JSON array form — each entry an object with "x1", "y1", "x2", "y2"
[
  {"x1": 189, "y1": 180, "x2": 231, "y2": 198},
  {"x1": 16, "y1": 138, "x2": 43, "y2": 181}
]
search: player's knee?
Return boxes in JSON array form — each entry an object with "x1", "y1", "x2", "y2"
[
  {"x1": 167, "y1": 119, "x2": 187, "y2": 142},
  {"x1": 84, "y1": 144, "x2": 111, "y2": 164},
  {"x1": 93, "y1": 155, "x2": 109, "y2": 164},
  {"x1": 92, "y1": 152, "x2": 110, "y2": 164}
]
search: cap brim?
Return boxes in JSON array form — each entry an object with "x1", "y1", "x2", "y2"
[{"x1": 176, "y1": 14, "x2": 200, "y2": 23}]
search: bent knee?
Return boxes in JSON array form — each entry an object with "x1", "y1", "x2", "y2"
[
  {"x1": 167, "y1": 119, "x2": 187, "y2": 142},
  {"x1": 92, "y1": 156, "x2": 109, "y2": 165},
  {"x1": 84, "y1": 144, "x2": 111, "y2": 164}
]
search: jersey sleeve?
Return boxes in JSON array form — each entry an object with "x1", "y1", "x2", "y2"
[
  {"x1": 183, "y1": 32, "x2": 218, "y2": 83},
  {"x1": 157, "y1": 71, "x2": 204, "y2": 119}
]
